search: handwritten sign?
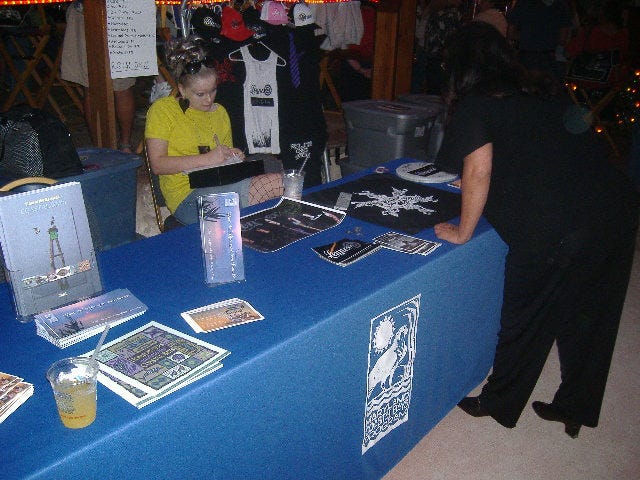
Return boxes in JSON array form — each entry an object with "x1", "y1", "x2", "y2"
[{"x1": 106, "y1": 0, "x2": 158, "y2": 78}]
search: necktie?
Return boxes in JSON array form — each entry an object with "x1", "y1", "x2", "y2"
[{"x1": 289, "y1": 32, "x2": 301, "y2": 89}]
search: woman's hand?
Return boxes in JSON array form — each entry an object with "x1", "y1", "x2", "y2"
[
  {"x1": 434, "y1": 222, "x2": 470, "y2": 244},
  {"x1": 207, "y1": 146, "x2": 245, "y2": 166}
]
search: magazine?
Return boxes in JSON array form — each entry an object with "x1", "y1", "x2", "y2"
[
  {"x1": 34, "y1": 288, "x2": 147, "y2": 348},
  {"x1": 0, "y1": 372, "x2": 33, "y2": 424},
  {"x1": 312, "y1": 238, "x2": 382, "y2": 267},
  {"x1": 241, "y1": 197, "x2": 345, "y2": 253},
  {"x1": 0, "y1": 182, "x2": 102, "y2": 319},
  {"x1": 82, "y1": 321, "x2": 230, "y2": 408}
]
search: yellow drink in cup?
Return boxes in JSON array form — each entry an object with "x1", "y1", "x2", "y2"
[{"x1": 47, "y1": 357, "x2": 99, "y2": 429}]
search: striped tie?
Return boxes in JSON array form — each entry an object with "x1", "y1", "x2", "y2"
[{"x1": 289, "y1": 32, "x2": 301, "y2": 89}]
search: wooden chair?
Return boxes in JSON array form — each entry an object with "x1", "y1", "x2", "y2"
[
  {"x1": 565, "y1": 55, "x2": 630, "y2": 161},
  {"x1": 0, "y1": 176, "x2": 57, "y2": 193}
]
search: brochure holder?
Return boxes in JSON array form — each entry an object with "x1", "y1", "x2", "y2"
[{"x1": 198, "y1": 192, "x2": 245, "y2": 286}]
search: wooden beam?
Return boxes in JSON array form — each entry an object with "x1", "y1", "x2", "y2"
[
  {"x1": 371, "y1": 2, "x2": 399, "y2": 100},
  {"x1": 371, "y1": 0, "x2": 415, "y2": 100},
  {"x1": 395, "y1": 0, "x2": 416, "y2": 97},
  {"x1": 83, "y1": 0, "x2": 117, "y2": 149}
]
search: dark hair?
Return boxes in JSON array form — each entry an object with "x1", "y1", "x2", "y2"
[
  {"x1": 164, "y1": 35, "x2": 217, "y2": 86},
  {"x1": 441, "y1": 22, "x2": 525, "y2": 104}
]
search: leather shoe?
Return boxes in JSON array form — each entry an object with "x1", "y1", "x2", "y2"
[
  {"x1": 532, "y1": 401, "x2": 581, "y2": 438},
  {"x1": 457, "y1": 396, "x2": 489, "y2": 417}
]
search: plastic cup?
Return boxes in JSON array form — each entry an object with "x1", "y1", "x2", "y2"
[
  {"x1": 282, "y1": 169, "x2": 305, "y2": 200},
  {"x1": 46, "y1": 357, "x2": 99, "y2": 429}
]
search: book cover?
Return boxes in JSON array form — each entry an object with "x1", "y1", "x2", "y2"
[
  {"x1": 82, "y1": 321, "x2": 229, "y2": 408},
  {"x1": 34, "y1": 288, "x2": 147, "y2": 348},
  {"x1": 0, "y1": 372, "x2": 33, "y2": 424},
  {"x1": 241, "y1": 198, "x2": 346, "y2": 253},
  {"x1": 198, "y1": 192, "x2": 245, "y2": 286},
  {"x1": 0, "y1": 382, "x2": 34, "y2": 424},
  {"x1": 0, "y1": 182, "x2": 102, "y2": 319}
]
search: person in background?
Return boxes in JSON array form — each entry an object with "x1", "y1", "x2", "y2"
[
  {"x1": 145, "y1": 36, "x2": 283, "y2": 226},
  {"x1": 507, "y1": 0, "x2": 572, "y2": 87},
  {"x1": 60, "y1": 1, "x2": 137, "y2": 153},
  {"x1": 565, "y1": 0, "x2": 629, "y2": 61},
  {"x1": 338, "y1": 1, "x2": 376, "y2": 101},
  {"x1": 423, "y1": 0, "x2": 464, "y2": 95},
  {"x1": 473, "y1": 0, "x2": 508, "y2": 37},
  {"x1": 434, "y1": 22, "x2": 638, "y2": 438}
]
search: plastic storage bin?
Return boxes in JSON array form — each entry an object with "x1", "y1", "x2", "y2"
[
  {"x1": 341, "y1": 100, "x2": 444, "y2": 175},
  {"x1": 395, "y1": 94, "x2": 446, "y2": 162},
  {"x1": 62, "y1": 148, "x2": 141, "y2": 251}
]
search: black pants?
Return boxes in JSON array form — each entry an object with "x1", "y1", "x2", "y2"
[{"x1": 479, "y1": 209, "x2": 638, "y2": 428}]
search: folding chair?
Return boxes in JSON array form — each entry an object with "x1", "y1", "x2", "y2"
[
  {"x1": 565, "y1": 54, "x2": 629, "y2": 161},
  {"x1": 140, "y1": 143, "x2": 184, "y2": 233}
]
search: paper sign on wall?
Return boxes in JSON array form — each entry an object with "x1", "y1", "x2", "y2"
[{"x1": 106, "y1": 0, "x2": 158, "y2": 79}]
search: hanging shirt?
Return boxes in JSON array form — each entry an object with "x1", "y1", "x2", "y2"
[{"x1": 241, "y1": 45, "x2": 280, "y2": 154}]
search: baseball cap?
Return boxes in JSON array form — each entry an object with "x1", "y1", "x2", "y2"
[
  {"x1": 220, "y1": 6, "x2": 254, "y2": 42},
  {"x1": 292, "y1": 3, "x2": 316, "y2": 27},
  {"x1": 260, "y1": 1, "x2": 289, "y2": 26},
  {"x1": 191, "y1": 7, "x2": 222, "y2": 41}
]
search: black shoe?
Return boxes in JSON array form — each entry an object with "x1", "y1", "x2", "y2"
[
  {"x1": 457, "y1": 396, "x2": 489, "y2": 417},
  {"x1": 532, "y1": 401, "x2": 581, "y2": 438}
]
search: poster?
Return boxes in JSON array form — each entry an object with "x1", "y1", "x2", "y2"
[{"x1": 106, "y1": 0, "x2": 158, "y2": 78}]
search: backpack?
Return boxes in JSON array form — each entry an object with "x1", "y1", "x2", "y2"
[{"x1": 0, "y1": 106, "x2": 84, "y2": 180}]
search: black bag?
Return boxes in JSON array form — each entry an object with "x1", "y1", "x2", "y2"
[{"x1": 0, "y1": 106, "x2": 84, "y2": 180}]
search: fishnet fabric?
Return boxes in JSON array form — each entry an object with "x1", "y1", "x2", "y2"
[
  {"x1": 0, "y1": 120, "x2": 44, "y2": 178},
  {"x1": 248, "y1": 173, "x2": 284, "y2": 206}
]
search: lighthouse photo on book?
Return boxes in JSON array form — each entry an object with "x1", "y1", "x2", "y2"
[{"x1": 0, "y1": 182, "x2": 103, "y2": 320}]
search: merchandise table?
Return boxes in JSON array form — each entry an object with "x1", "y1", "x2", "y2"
[{"x1": 0, "y1": 159, "x2": 508, "y2": 480}]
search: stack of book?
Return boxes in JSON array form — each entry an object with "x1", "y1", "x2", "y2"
[
  {"x1": 83, "y1": 321, "x2": 230, "y2": 408},
  {"x1": 0, "y1": 372, "x2": 34, "y2": 424},
  {"x1": 34, "y1": 289, "x2": 147, "y2": 348}
]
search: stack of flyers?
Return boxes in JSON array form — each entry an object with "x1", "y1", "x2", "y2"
[
  {"x1": 0, "y1": 372, "x2": 34, "y2": 423},
  {"x1": 181, "y1": 298, "x2": 264, "y2": 333},
  {"x1": 373, "y1": 232, "x2": 442, "y2": 256},
  {"x1": 34, "y1": 288, "x2": 147, "y2": 348},
  {"x1": 312, "y1": 238, "x2": 381, "y2": 267},
  {"x1": 82, "y1": 321, "x2": 229, "y2": 409}
]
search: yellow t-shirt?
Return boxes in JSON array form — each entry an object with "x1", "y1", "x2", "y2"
[{"x1": 145, "y1": 96, "x2": 234, "y2": 213}]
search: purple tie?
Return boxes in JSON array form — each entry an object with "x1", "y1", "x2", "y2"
[{"x1": 289, "y1": 32, "x2": 301, "y2": 89}]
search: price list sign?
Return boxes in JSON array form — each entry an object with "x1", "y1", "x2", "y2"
[{"x1": 106, "y1": 0, "x2": 158, "y2": 79}]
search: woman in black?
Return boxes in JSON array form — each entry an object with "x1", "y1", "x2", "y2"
[{"x1": 434, "y1": 23, "x2": 638, "y2": 438}]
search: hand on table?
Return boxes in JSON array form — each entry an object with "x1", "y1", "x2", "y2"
[{"x1": 434, "y1": 222, "x2": 470, "y2": 245}]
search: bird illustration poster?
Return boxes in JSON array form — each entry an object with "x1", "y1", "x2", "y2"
[{"x1": 363, "y1": 295, "x2": 420, "y2": 454}]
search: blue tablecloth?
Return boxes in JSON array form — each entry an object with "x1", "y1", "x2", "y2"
[{"x1": 0, "y1": 159, "x2": 507, "y2": 479}]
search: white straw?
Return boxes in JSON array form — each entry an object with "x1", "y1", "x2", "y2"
[
  {"x1": 92, "y1": 324, "x2": 110, "y2": 360},
  {"x1": 298, "y1": 157, "x2": 309, "y2": 174}
]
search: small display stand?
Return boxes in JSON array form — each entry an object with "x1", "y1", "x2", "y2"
[{"x1": 198, "y1": 192, "x2": 245, "y2": 286}]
